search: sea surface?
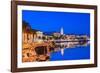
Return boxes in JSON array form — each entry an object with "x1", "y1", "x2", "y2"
[{"x1": 50, "y1": 45, "x2": 90, "y2": 61}]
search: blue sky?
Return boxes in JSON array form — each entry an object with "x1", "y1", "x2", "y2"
[{"x1": 22, "y1": 10, "x2": 90, "y2": 35}]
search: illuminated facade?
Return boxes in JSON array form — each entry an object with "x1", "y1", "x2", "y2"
[{"x1": 22, "y1": 21, "x2": 51, "y2": 62}]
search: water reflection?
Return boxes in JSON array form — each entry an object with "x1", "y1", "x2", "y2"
[
  {"x1": 51, "y1": 40, "x2": 90, "y2": 52},
  {"x1": 50, "y1": 40, "x2": 90, "y2": 61}
]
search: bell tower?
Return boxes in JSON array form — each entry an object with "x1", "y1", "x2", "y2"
[{"x1": 61, "y1": 27, "x2": 64, "y2": 35}]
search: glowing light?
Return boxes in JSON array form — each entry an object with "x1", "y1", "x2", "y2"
[{"x1": 61, "y1": 49, "x2": 64, "y2": 56}]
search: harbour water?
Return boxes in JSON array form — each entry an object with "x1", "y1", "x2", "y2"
[{"x1": 50, "y1": 45, "x2": 90, "y2": 61}]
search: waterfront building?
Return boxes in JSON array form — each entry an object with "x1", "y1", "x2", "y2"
[
  {"x1": 22, "y1": 22, "x2": 37, "y2": 43},
  {"x1": 36, "y1": 31, "x2": 43, "y2": 39},
  {"x1": 53, "y1": 32, "x2": 61, "y2": 37}
]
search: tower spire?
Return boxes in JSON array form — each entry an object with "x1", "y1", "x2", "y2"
[{"x1": 61, "y1": 27, "x2": 64, "y2": 35}]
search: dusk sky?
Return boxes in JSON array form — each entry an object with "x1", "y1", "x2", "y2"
[{"x1": 22, "y1": 10, "x2": 90, "y2": 35}]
